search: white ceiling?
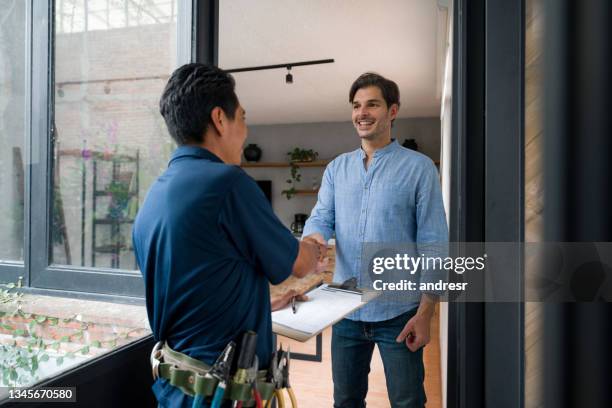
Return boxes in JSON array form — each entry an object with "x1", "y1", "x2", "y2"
[{"x1": 219, "y1": 0, "x2": 447, "y2": 125}]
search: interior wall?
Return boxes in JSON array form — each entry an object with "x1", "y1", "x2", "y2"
[{"x1": 243, "y1": 118, "x2": 441, "y2": 228}]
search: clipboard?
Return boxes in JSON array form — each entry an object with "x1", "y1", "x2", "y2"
[
  {"x1": 326, "y1": 277, "x2": 362, "y2": 293},
  {"x1": 271, "y1": 278, "x2": 379, "y2": 342}
]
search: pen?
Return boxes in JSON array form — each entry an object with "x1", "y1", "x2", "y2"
[{"x1": 291, "y1": 296, "x2": 297, "y2": 314}]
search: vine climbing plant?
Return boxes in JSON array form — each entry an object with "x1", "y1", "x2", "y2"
[
  {"x1": 0, "y1": 279, "x2": 144, "y2": 387},
  {"x1": 281, "y1": 148, "x2": 319, "y2": 200}
]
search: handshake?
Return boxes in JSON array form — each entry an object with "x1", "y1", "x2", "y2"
[
  {"x1": 293, "y1": 233, "x2": 330, "y2": 277},
  {"x1": 272, "y1": 233, "x2": 330, "y2": 312}
]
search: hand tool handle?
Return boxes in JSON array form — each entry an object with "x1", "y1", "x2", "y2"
[
  {"x1": 237, "y1": 331, "x2": 258, "y2": 369},
  {"x1": 210, "y1": 382, "x2": 226, "y2": 408}
]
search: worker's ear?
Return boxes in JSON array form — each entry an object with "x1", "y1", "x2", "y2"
[{"x1": 210, "y1": 106, "x2": 227, "y2": 137}]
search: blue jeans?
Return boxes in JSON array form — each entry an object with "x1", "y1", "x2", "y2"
[{"x1": 331, "y1": 309, "x2": 426, "y2": 408}]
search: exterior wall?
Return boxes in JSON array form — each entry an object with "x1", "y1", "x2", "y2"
[{"x1": 53, "y1": 22, "x2": 176, "y2": 268}]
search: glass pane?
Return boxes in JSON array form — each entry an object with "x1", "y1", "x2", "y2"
[
  {"x1": 0, "y1": 283, "x2": 150, "y2": 389},
  {"x1": 52, "y1": 0, "x2": 177, "y2": 269},
  {"x1": 0, "y1": 0, "x2": 26, "y2": 262}
]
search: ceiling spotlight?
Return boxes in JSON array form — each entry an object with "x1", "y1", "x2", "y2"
[{"x1": 285, "y1": 67, "x2": 293, "y2": 84}]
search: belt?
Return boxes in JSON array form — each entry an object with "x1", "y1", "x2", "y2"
[{"x1": 150, "y1": 341, "x2": 275, "y2": 405}]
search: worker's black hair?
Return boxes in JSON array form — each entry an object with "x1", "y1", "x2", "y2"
[{"x1": 159, "y1": 63, "x2": 239, "y2": 145}]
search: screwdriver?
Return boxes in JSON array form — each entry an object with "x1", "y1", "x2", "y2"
[{"x1": 232, "y1": 331, "x2": 258, "y2": 408}]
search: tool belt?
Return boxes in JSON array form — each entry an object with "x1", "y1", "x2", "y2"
[{"x1": 150, "y1": 341, "x2": 275, "y2": 405}]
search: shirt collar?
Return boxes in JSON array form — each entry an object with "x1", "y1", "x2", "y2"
[
  {"x1": 358, "y1": 139, "x2": 400, "y2": 159},
  {"x1": 168, "y1": 145, "x2": 224, "y2": 166}
]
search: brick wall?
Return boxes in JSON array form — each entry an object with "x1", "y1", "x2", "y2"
[{"x1": 53, "y1": 23, "x2": 176, "y2": 267}]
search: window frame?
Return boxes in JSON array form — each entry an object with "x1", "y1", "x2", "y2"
[
  {"x1": 0, "y1": 1, "x2": 32, "y2": 284},
  {"x1": 447, "y1": 0, "x2": 525, "y2": 407}
]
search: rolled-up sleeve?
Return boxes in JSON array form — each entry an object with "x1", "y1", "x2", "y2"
[{"x1": 303, "y1": 162, "x2": 336, "y2": 241}]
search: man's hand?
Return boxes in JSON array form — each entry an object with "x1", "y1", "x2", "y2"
[
  {"x1": 303, "y1": 233, "x2": 329, "y2": 273},
  {"x1": 395, "y1": 312, "x2": 432, "y2": 352},
  {"x1": 302, "y1": 232, "x2": 327, "y2": 249},
  {"x1": 315, "y1": 256, "x2": 330, "y2": 273},
  {"x1": 292, "y1": 234, "x2": 328, "y2": 278},
  {"x1": 270, "y1": 290, "x2": 309, "y2": 312},
  {"x1": 395, "y1": 294, "x2": 437, "y2": 352}
]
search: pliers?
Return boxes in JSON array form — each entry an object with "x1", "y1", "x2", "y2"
[
  {"x1": 265, "y1": 346, "x2": 297, "y2": 408},
  {"x1": 193, "y1": 341, "x2": 235, "y2": 408}
]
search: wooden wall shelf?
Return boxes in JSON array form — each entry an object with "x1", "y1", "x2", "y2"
[
  {"x1": 294, "y1": 189, "x2": 319, "y2": 196},
  {"x1": 242, "y1": 159, "x2": 439, "y2": 167},
  {"x1": 241, "y1": 160, "x2": 330, "y2": 168}
]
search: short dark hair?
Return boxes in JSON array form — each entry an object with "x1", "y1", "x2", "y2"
[
  {"x1": 349, "y1": 72, "x2": 400, "y2": 108},
  {"x1": 159, "y1": 63, "x2": 239, "y2": 145}
]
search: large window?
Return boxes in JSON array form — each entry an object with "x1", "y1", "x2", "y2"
[
  {"x1": 52, "y1": 0, "x2": 177, "y2": 269},
  {"x1": 0, "y1": 0, "x2": 192, "y2": 392},
  {"x1": 0, "y1": 0, "x2": 26, "y2": 263}
]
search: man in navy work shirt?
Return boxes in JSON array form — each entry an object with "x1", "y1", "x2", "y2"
[{"x1": 132, "y1": 63, "x2": 323, "y2": 408}]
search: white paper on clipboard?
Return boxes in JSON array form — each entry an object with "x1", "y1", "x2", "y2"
[{"x1": 272, "y1": 284, "x2": 379, "y2": 342}]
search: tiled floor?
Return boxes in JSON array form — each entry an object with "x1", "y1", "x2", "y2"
[{"x1": 279, "y1": 307, "x2": 441, "y2": 407}]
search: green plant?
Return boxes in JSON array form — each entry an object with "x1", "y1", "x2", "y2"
[
  {"x1": 107, "y1": 178, "x2": 131, "y2": 219},
  {"x1": 0, "y1": 278, "x2": 50, "y2": 386},
  {"x1": 287, "y1": 148, "x2": 318, "y2": 163},
  {"x1": 282, "y1": 148, "x2": 319, "y2": 200},
  {"x1": 0, "y1": 280, "x2": 143, "y2": 387}
]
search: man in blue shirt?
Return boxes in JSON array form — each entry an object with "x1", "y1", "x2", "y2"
[
  {"x1": 132, "y1": 64, "x2": 323, "y2": 407},
  {"x1": 303, "y1": 73, "x2": 449, "y2": 408}
]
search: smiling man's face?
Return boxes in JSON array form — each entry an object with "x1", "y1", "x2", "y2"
[{"x1": 351, "y1": 86, "x2": 398, "y2": 141}]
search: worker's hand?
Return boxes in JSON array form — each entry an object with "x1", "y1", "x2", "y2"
[
  {"x1": 303, "y1": 233, "x2": 327, "y2": 261},
  {"x1": 303, "y1": 234, "x2": 329, "y2": 274},
  {"x1": 293, "y1": 239, "x2": 323, "y2": 278},
  {"x1": 395, "y1": 312, "x2": 432, "y2": 352},
  {"x1": 315, "y1": 256, "x2": 330, "y2": 274},
  {"x1": 303, "y1": 233, "x2": 326, "y2": 245},
  {"x1": 270, "y1": 290, "x2": 309, "y2": 312}
]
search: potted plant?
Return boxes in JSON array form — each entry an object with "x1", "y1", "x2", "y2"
[{"x1": 287, "y1": 148, "x2": 318, "y2": 163}]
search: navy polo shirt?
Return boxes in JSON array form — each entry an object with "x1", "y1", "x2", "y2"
[{"x1": 132, "y1": 146, "x2": 298, "y2": 407}]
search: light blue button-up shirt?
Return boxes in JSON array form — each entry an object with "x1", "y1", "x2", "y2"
[{"x1": 303, "y1": 140, "x2": 448, "y2": 322}]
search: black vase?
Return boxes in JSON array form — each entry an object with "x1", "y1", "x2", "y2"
[
  {"x1": 402, "y1": 138, "x2": 419, "y2": 151},
  {"x1": 243, "y1": 144, "x2": 262, "y2": 162}
]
